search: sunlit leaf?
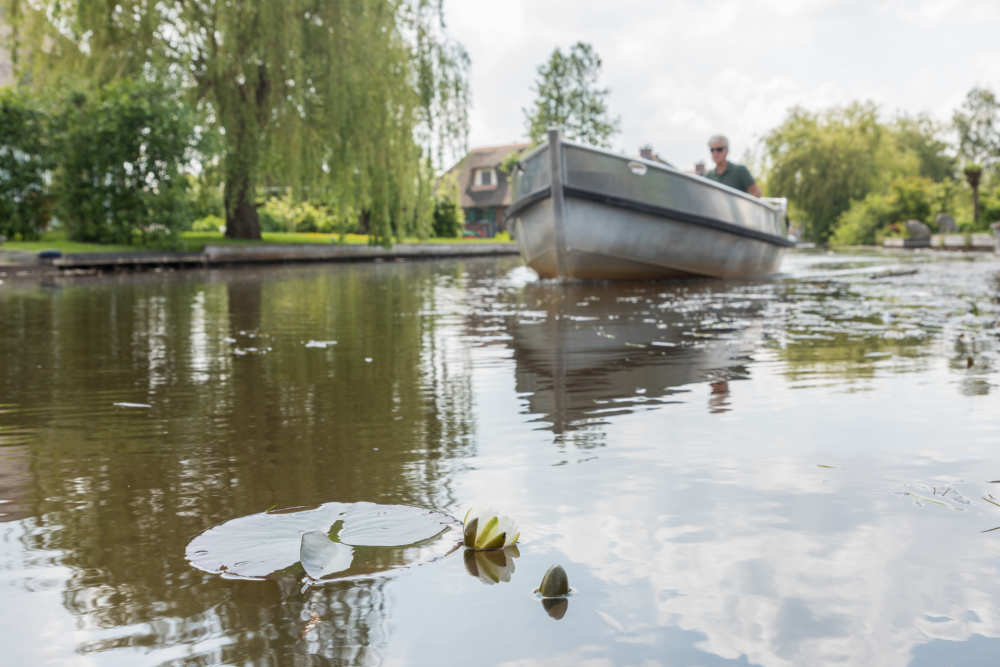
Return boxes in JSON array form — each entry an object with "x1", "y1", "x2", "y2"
[{"x1": 300, "y1": 531, "x2": 354, "y2": 580}]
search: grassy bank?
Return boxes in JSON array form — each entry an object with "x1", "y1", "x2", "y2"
[{"x1": 1, "y1": 230, "x2": 512, "y2": 255}]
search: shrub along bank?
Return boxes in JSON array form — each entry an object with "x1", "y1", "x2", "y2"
[
  {"x1": 0, "y1": 89, "x2": 51, "y2": 241},
  {"x1": 1, "y1": 81, "x2": 465, "y2": 250},
  {"x1": 762, "y1": 92, "x2": 1000, "y2": 245},
  {"x1": 52, "y1": 80, "x2": 197, "y2": 247},
  {"x1": 1, "y1": 81, "x2": 196, "y2": 247}
]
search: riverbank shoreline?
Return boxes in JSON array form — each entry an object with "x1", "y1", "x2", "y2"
[
  {"x1": 0, "y1": 241, "x2": 520, "y2": 279},
  {"x1": 882, "y1": 232, "x2": 997, "y2": 251}
]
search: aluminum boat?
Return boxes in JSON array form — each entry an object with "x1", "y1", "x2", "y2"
[{"x1": 506, "y1": 129, "x2": 792, "y2": 280}]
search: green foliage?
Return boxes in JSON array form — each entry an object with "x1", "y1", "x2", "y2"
[
  {"x1": 259, "y1": 191, "x2": 356, "y2": 235},
  {"x1": 185, "y1": 133, "x2": 225, "y2": 223},
  {"x1": 261, "y1": 193, "x2": 307, "y2": 233},
  {"x1": 432, "y1": 196, "x2": 461, "y2": 238},
  {"x1": 831, "y1": 177, "x2": 943, "y2": 245},
  {"x1": 953, "y1": 86, "x2": 1000, "y2": 166},
  {"x1": 976, "y1": 188, "x2": 1000, "y2": 228},
  {"x1": 928, "y1": 178, "x2": 960, "y2": 220},
  {"x1": 830, "y1": 194, "x2": 892, "y2": 246},
  {"x1": 887, "y1": 177, "x2": 935, "y2": 223},
  {"x1": 7, "y1": 0, "x2": 470, "y2": 242},
  {"x1": 963, "y1": 163, "x2": 983, "y2": 178},
  {"x1": 0, "y1": 88, "x2": 50, "y2": 240},
  {"x1": 763, "y1": 102, "x2": 920, "y2": 244},
  {"x1": 186, "y1": 173, "x2": 224, "y2": 222},
  {"x1": 891, "y1": 113, "x2": 957, "y2": 182},
  {"x1": 50, "y1": 79, "x2": 196, "y2": 247},
  {"x1": 499, "y1": 147, "x2": 530, "y2": 175},
  {"x1": 524, "y1": 42, "x2": 620, "y2": 147},
  {"x1": 191, "y1": 215, "x2": 225, "y2": 233},
  {"x1": 430, "y1": 171, "x2": 463, "y2": 238}
]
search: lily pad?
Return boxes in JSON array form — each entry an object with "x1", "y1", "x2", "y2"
[
  {"x1": 186, "y1": 502, "x2": 458, "y2": 581},
  {"x1": 338, "y1": 502, "x2": 456, "y2": 546}
]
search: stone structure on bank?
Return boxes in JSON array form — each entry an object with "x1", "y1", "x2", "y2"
[
  {"x1": 904, "y1": 220, "x2": 931, "y2": 241},
  {"x1": 935, "y1": 213, "x2": 957, "y2": 233},
  {"x1": 882, "y1": 214, "x2": 998, "y2": 252}
]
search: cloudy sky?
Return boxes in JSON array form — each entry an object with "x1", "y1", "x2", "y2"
[{"x1": 445, "y1": 0, "x2": 1000, "y2": 172}]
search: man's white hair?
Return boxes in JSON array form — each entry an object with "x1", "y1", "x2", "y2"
[{"x1": 707, "y1": 134, "x2": 729, "y2": 149}]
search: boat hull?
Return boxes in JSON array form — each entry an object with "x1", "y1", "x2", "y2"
[
  {"x1": 508, "y1": 131, "x2": 792, "y2": 281},
  {"x1": 515, "y1": 196, "x2": 785, "y2": 280}
]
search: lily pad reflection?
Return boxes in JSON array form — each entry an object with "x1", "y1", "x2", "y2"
[{"x1": 186, "y1": 502, "x2": 458, "y2": 581}]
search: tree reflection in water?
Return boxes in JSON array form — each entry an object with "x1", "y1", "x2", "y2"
[
  {"x1": 0, "y1": 253, "x2": 997, "y2": 664},
  {"x1": 0, "y1": 262, "x2": 478, "y2": 663}
]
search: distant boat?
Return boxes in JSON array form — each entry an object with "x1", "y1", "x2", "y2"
[{"x1": 506, "y1": 129, "x2": 792, "y2": 280}]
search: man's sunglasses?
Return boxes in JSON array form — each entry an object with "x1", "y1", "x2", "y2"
[{"x1": 710, "y1": 146, "x2": 726, "y2": 153}]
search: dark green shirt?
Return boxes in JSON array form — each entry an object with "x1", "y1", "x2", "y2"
[{"x1": 704, "y1": 162, "x2": 756, "y2": 193}]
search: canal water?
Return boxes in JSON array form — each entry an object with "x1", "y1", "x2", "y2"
[{"x1": 0, "y1": 249, "x2": 998, "y2": 666}]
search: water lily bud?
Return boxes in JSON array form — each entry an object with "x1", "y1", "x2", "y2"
[
  {"x1": 537, "y1": 564, "x2": 569, "y2": 597},
  {"x1": 462, "y1": 507, "x2": 520, "y2": 550}
]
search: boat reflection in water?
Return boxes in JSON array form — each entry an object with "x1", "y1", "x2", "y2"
[{"x1": 507, "y1": 281, "x2": 765, "y2": 443}]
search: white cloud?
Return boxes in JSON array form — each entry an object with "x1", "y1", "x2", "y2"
[
  {"x1": 537, "y1": 458, "x2": 1000, "y2": 666},
  {"x1": 445, "y1": 0, "x2": 996, "y2": 173},
  {"x1": 879, "y1": 0, "x2": 1000, "y2": 24}
]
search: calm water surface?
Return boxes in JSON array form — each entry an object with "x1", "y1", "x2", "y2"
[{"x1": 1, "y1": 250, "x2": 999, "y2": 666}]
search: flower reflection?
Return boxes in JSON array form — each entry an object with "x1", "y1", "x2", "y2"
[
  {"x1": 541, "y1": 597, "x2": 569, "y2": 620},
  {"x1": 463, "y1": 545, "x2": 520, "y2": 585}
]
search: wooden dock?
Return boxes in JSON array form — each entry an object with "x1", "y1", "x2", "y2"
[
  {"x1": 43, "y1": 242, "x2": 518, "y2": 269},
  {"x1": 0, "y1": 242, "x2": 520, "y2": 278}
]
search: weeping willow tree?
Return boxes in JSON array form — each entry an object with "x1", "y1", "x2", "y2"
[{"x1": 4, "y1": 0, "x2": 469, "y2": 241}]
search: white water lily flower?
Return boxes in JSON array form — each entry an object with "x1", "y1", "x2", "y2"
[{"x1": 462, "y1": 507, "x2": 520, "y2": 550}]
